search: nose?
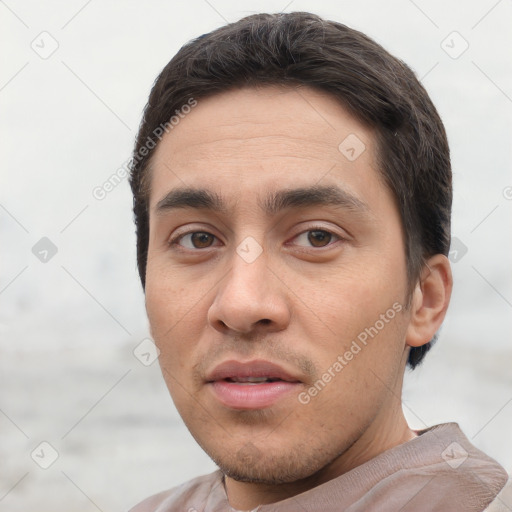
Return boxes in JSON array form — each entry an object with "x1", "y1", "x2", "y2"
[{"x1": 207, "y1": 250, "x2": 291, "y2": 335}]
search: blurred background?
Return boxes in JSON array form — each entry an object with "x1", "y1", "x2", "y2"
[{"x1": 1, "y1": 0, "x2": 511, "y2": 510}]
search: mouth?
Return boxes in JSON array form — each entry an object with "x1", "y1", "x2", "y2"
[
  {"x1": 206, "y1": 359, "x2": 303, "y2": 410},
  {"x1": 223, "y1": 376, "x2": 286, "y2": 384}
]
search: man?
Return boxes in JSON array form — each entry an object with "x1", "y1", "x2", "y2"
[{"x1": 128, "y1": 12, "x2": 510, "y2": 511}]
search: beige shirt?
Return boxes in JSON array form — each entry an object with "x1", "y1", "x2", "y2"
[{"x1": 129, "y1": 423, "x2": 509, "y2": 512}]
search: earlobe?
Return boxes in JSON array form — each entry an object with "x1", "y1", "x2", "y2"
[{"x1": 406, "y1": 254, "x2": 453, "y2": 348}]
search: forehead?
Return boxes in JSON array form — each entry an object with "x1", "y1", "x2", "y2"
[{"x1": 147, "y1": 85, "x2": 387, "y2": 213}]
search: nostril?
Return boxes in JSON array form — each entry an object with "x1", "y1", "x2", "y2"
[{"x1": 259, "y1": 319, "x2": 271, "y2": 325}]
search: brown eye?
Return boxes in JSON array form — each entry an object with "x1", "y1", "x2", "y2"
[
  {"x1": 190, "y1": 232, "x2": 215, "y2": 248},
  {"x1": 174, "y1": 231, "x2": 217, "y2": 249},
  {"x1": 307, "y1": 230, "x2": 333, "y2": 247}
]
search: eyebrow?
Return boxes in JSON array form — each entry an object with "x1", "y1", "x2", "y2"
[
  {"x1": 154, "y1": 184, "x2": 370, "y2": 217},
  {"x1": 155, "y1": 188, "x2": 228, "y2": 215},
  {"x1": 261, "y1": 185, "x2": 369, "y2": 215}
]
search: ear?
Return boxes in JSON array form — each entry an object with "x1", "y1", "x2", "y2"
[{"x1": 406, "y1": 254, "x2": 453, "y2": 348}]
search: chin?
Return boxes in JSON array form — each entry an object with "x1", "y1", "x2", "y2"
[{"x1": 208, "y1": 443, "x2": 329, "y2": 485}]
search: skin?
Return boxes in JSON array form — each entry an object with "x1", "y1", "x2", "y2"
[{"x1": 144, "y1": 86, "x2": 452, "y2": 509}]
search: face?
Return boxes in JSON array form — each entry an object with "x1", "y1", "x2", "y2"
[{"x1": 145, "y1": 86, "x2": 413, "y2": 485}]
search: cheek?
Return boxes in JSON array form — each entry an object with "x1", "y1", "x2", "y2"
[
  {"x1": 300, "y1": 306, "x2": 409, "y2": 428},
  {"x1": 145, "y1": 262, "x2": 198, "y2": 358},
  {"x1": 145, "y1": 276, "x2": 202, "y2": 409},
  {"x1": 145, "y1": 272, "x2": 178, "y2": 339},
  {"x1": 145, "y1": 249, "x2": 194, "y2": 328},
  {"x1": 301, "y1": 259, "x2": 405, "y2": 334},
  {"x1": 294, "y1": 261, "x2": 409, "y2": 389}
]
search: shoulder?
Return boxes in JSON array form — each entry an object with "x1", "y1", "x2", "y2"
[
  {"x1": 349, "y1": 423, "x2": 509, "y2": 511},
  {"x1": 482, "y1": 478, "x2": 512, "y2": 512},
  {"x1": 128, "y1": 470, "x2": 224, "y2": 512}
]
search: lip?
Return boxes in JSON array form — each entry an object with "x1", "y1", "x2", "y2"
[
  {"x1": 206, "y1": 359, "x2": 302, "y2": 410},
  {"x1": 206, "y1": 359, "x2": 302, "y2": 383}
]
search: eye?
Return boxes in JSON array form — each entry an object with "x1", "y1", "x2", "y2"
[
  {"x1": 292, "y1": 229, "x2": 341, "y2": 248},
  {"x1": 172, "y1": 231, "x2": 218, "y2": 249}
]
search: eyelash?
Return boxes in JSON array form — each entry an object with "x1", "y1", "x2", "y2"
[{"x1": 168, "y1": 227, "x2": 343, "y2": 251}]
